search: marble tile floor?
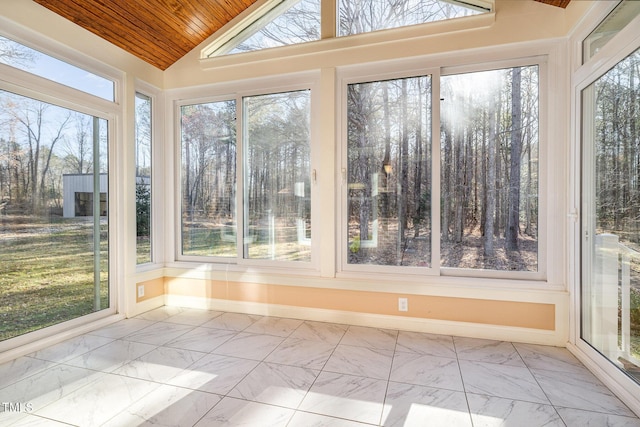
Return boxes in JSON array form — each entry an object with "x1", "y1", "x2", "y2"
[{"x1": 1, "y1": 307, "x2": 639, "y2": 426}]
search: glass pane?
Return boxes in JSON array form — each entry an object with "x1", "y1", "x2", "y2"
[
  {"x1": 0, "y1": 90, "x2": 109, "y2": 341},
  {"x1": 582, "y1": 48, "x2": 640, "y2": 384},
  {"x1": 135, "y1": 93, "x2": 151, "y2": 264},
  {"x1": 181, "y1": 101, "x2": 237, "y2": 257},
  {"x1": 210, "y1": 0, "x2": 320, "y2": 57},
  {"x1": 440, "y1": 66, "x2": 539, "y2": 271},
  {"x1": 346, "y1": 76, "x2": 432, "y2": 267},
  {"x1": 0, "y1": 35, "x2": 115, "y2": 101},
  {"x1": 583, "y1": 0, "x2": 640, "y2": 63},
  {"x1": 243, "y1": 90, "x2": 311, "y2": 261},
  {"x1": 339, "y1": 0, "x2": 485, "y2": 37}
]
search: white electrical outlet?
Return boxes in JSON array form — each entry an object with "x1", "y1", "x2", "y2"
[
  {"x1": 137, "y1": 285, "x2": 145, "y2": 298},
  {"x1": 398, "y1": 297, "x2": 408, "y2": 312}
]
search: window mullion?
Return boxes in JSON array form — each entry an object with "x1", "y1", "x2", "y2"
[
  {"x1": 237, "y1": 94, "x2": 246, "y2": 262},
  {"x1": 321, "y1": 0, "x2": 336, "y2": 39},
  {"x1": 431, "y1": 69, "x2": 442, "y2": 274}
]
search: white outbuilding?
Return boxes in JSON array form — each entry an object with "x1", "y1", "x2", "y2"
[{"x1": 62, "y1": 173, "x2": 108, "y2": 218}]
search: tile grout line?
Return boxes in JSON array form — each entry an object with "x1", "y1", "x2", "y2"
[
  {"x1": 452, "y1": 335, "x2": 477, "y2": 427},
  {"x1": 6, "y1": 308, "x2": 640, "y2": 426},
  {"x1": 512, "y1": 344, "x2": 568, "y2": 427},
  {"x1": 377, "y1": 328, "x2": 401, "y2": 427}
]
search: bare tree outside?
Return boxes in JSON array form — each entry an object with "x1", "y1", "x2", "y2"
[
  {"x1": 338, "y1": 0, "x2": 482, "y2": 36},
  {"x1": 347, "y1": 76, "x2": 432, "y2": 267},
  {"x1": 440, "y1": 66, "x2": 539, "y2": 271},
  {"x1": 0, "y1": 90, "x2": 109, "y2": 341},
  {"x1": 180, "y1": 91, "x2": 311, "y2": 262},
  {"x1": 216, "y1": 0, "x2": 484, "y2": 56},
  {"x1": 582, "y1": 48, "x2": 640, "y2": 382},
  {"x1": 228, "y1": 0, "x2": 320, "y2": 54},
  {"x1": 135, "y1": 93, "x2": 152, "y2": 264},
  {"x1": 243, "y1": 90, "x2": 312, "y2": 261},
  {"x1": 181, "y1": 100, "x2": 237, "y2": 257},
  {"x1": 0, "y1": 35, "x2": 35, "y2": 67}
]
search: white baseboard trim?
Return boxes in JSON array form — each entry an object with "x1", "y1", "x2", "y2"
[
  {"x1": 566, "y1": 342, "x2": 640, "y2": 418},
  {"x1": 129, "y1": 295, "x2": 165, "y2": 317},
  {"x1": 164, "y1": 294, "x2": 565, "y2": 346}
]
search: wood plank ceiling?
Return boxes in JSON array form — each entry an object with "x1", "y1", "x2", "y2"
[
  {"x1": 534, "y1": 0, "x2": 572, "y2": 8},
  {"x1": 33, "y1": 0, "x2": 570, "y2": 71},
  {"x1": 33, "y1": 0, "x2": 258, "y2": 70}
]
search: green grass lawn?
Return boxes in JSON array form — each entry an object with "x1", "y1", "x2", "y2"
[
  {"x1": 0, "y1": 216, "x2": 108, "y2": 341},
  {"x1": 182, "y1": 222, "x2": 311, "y2": 261},
  {"x1": 136, "y1": 236, "x2": 151, "y2": 264}
]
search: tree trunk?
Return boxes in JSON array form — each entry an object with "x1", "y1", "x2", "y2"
[
  {"x1": 414, "y1": 82, "x2": 423, "y2": 238},
  {"x1": 484, "y1": 102, "x2": 497, "y2": 257},
  {"x1": 399, "y1": 79, "x2": 409, "y2": 242},
  {"x1": 442, "y1": 113, "x2": 452, "y2": 243},
  {"x1": 453, "y1": 129, "x2": 464, "y2": 243},
  {"x1": 480, "y1": 109, "x2": 487, "y2": 237},
  {"x1": 39, "y1": 113, "x2": 70, "y2": 210},
  {"x1": 352, "y1": 87, "x2": 371, "y2": 243},
  {"x1": 506, "y1": 67, "x2": 522, "y2": 251},
  {"x1": 494, "y1": 100, "x2": 503, "y2": 237},
  {"x1": 629, "y1": 62, "x2": 638, "y2": 240},
  {"x1": 382, "y1": 83, "x2": 391, "y2": 232}
]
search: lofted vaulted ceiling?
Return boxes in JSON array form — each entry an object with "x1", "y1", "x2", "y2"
[
  {"x1": 33, "y1": 0, "x2": 258, "y2": 70},
  {"x1": 33, "y1": 0, "x2": 571, "y2": 71}
]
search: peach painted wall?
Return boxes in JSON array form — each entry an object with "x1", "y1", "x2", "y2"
[
  {"x1": 164, "y1": 277, "x2": 555, "y2": 330},
  {"x1": 136, "y1": 278, "x2": 164, "y2": 303}
]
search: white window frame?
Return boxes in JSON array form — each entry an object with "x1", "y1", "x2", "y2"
[
  {"x1": 439, "y1": 57, "x2": 548, "y2": 282},
  {"x1": 173, "y1": 72, "x2": 321, "y2": 273},
  {"x1": 200, "y1": 0, "x2": 494, "y2": 62},
  {"x1": 202, "y1": 0, "x2": 299, "y2": 58},
  {"x1": 337, "y1": 52, "x2": 553, "y2": 282},
  {"x1": 336, "y1": 0, "x2": 492, "y2": 38},
  {"x1": 175, "y1": 93, "x2": 241, "y2": 264},
  {"x1": 337, "y1": 64, "x2": 441, "y2": 278},
  {"x1": 0, "y1": 18, "x2": 120, "y2": 104},
  {"x1": 568, "y1": 2, "x2": 640, "y2": 414},
  {"x1": 135, "y1": 81, "x2": 164, "y2": 271},
  {"x1": 0, "y1": 26, "x2": 124, "y2": 352}
]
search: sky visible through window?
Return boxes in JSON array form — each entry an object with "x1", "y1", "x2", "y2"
[
  {"x1": 0, "y1": 35, "x2": 114, "y2": 101},
  {"x1": 210, "y1": 0, "x2": 486, "y2": 57}
]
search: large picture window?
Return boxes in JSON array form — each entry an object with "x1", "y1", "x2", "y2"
[
  {"x1": 243, "y1": 90, "x2": 312, "y2": 262},
  {"x1": 0, "y1": 35, "x2": 115, "y2": 101},
  {"x1": 181, "y1": 100, "x2": 237, "y2": 258},
  {"x1": 342, "y1": 62, "x2": 540, "y2": 276},
  {"x1": 0, "y1": 90, "x2": 109, "y2": 341},
  {"x1": 440, "y1": 66, "x2": 539, "y2": 272},
  {"x1": 179, "y1": 88, "x2": 312, "y2": 264},
  {"x1": 226, "y1": 0, "x2": 320, "y2": 55},
  {"x1": 338, "y1": 0, "x2": 486, "y2": 37},
  {"x1": 135, "y1": 92, "x2": 152, "y2": 264},
  {"x1": 346, "y1": 76, "x2": 432, "y2": 267},
  {"x1": 203, "y1": 0, "x2": 488, "y2": 58}
]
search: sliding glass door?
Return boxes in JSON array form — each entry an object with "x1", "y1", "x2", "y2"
[
  {"x1": 0, "y1": 90, "x2": 109, "y2": 342},
  {"x1": 581, "y1": 47, "x2": 640, "y2": 384}
]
